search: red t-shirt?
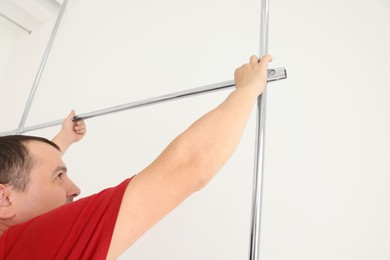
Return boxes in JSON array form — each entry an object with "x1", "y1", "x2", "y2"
[{"x1": 0, "y1": 178, "x2": 132, "y2": 260}]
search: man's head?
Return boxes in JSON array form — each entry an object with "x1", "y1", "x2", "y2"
[
  {"x1": 0, "y1": 135, "x2": 80, "y2": 225},
  {"x1": 0, "y1": 135, "x2": 56, "y2": 191}
]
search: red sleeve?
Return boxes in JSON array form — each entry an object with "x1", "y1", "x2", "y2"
[{"x1": 0, "y1": 178, "x2": 132, "y2": 260}]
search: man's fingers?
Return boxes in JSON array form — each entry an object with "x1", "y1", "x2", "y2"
[
  {"x1": 76, "y1": 129, "x2": 86, "y2": 134},
  {"x1": 74, "y1": 126, "x2": 86, "y2": 134},
  {"x1": 249, "y1": 54, "x2": 273, "y2": 65},
  {"x1": 73, "y1": 119, "x2": 86, "y2": 135},
  {"x1": 76, "y1": 120, "x2": 85, "y2": 127},
  {"x1": 66, "y1": 110, "x2": 76, "y2": 120},
  {"x1": 250, "y1": 55, "x2": 259, "y2": 64},
  {"x1": 258, "y1": 54, "x2": 273, "y2": 65}
]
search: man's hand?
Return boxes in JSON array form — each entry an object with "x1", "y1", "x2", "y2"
[
  {"x1": 234, "y1": 54, "x2": 273, "y2": 96},
  {"x1": 52, "y1": 110, "x2": 87, "y2": 155}
]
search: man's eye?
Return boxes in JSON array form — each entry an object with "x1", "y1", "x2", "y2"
[{"x1": 57, "y1": 173, "x2": 63, "y2": 179}]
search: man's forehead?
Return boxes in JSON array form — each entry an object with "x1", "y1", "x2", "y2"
[
  {"x1": 26, "y1": 140, "x2": 62, "y2": 162},
  {"x1": 26, "y1": 141, "x2": 67, "y2": 180}
]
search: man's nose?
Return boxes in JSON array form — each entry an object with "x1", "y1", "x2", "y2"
[{"x1": 66, "y1": 178, "x2": 81, "y2": 199}]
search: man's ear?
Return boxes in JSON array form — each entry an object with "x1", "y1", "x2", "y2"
[{"x1": 0, "y1": 184, "x2": 16, "y2": 219}]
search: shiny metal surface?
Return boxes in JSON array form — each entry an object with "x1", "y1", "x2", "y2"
[
  {"x1": 16, "y1": 0, "x2": 69, "y2": 133},
  {"x1": 0, "y1": 68, "x2": 286, "y2": 136},
  {"x1": 249, "y1": 0, "x2": 270, "y2": 259}
]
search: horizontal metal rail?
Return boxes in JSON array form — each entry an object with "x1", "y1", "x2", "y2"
[{"x1": 0, "y1": 67, "x2": 286, "y2": 136}]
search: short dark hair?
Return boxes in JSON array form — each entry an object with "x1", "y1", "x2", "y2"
[{"x1": 0, "y1": 135, "x2": 60, "y2": 191}]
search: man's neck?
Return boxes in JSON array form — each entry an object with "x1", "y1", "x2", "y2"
[{"x1": 0, "y1": 220, "x2": 14, "y2": 236}]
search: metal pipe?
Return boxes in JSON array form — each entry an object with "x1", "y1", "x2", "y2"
[
  {"x1": 17, "y1": 0, "x2": 69, "y2": 133},
  {"x1": 0, "y1": 13, "x2": 32, "y2": 34},
  {"x1": 73, "y1": 68, "x2": 285, "y2": 122},
  {"x1": 74, "y1": 80, "x2": 235, "y2": 122},
  {"x1": 0, "y1": 68, "x2": 286, "y2": 136},
  {"x1": 249, "y1": 0, "x2": 270, "y2": 259}
]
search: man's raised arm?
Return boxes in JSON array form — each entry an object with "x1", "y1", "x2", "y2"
[
  {"x1": 52, "y1": 110, "x2": 87, "y2": 155},
  {"x1": 107, "y1": 55, "x2": 273, "y2": 259}
]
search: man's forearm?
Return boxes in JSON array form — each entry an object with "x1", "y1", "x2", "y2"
[
  {"x1": 52, "y1": 111, "x2": 87, "y2": 156},
  {"x1": 52, "y1": 133, "x2": 71, "y2": 155},
  {"x1": 174, "y1": 87, "x2": 259, "y2": 188}
]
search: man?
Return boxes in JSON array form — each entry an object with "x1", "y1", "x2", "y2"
[{"x1": 0, "y1": 55, "x2": 272, "y2": 259}]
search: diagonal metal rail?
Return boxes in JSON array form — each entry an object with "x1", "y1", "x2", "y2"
[
  {"x1": 0, "y1": 68, "x2": 286, "y2": 136},
  {"x1": 16, "y1": 0, "x2": 69, "y2": 133}
]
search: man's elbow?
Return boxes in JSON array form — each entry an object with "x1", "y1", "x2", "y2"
[
  {"x1": 172, "y1": 134, "x2": 218, "y2": 193},
  {"x1": 183, "y1": 146, "x2": 216, "y2": 192}
]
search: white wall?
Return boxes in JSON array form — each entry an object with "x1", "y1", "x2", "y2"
[
  {"x1": 0, "y1": 24, "x2": 16, "y2": 79},
  {"x1": 1, "y1": 0, "x2": 390, "y2": 259}
]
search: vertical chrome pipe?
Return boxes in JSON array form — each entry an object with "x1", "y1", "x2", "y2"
[
  {"x1": 249, "y1": 0, "x2": 270, "y2": 259},
  {"x1": 17, "y1": 0, "x2": 69, "y2": 133}
]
